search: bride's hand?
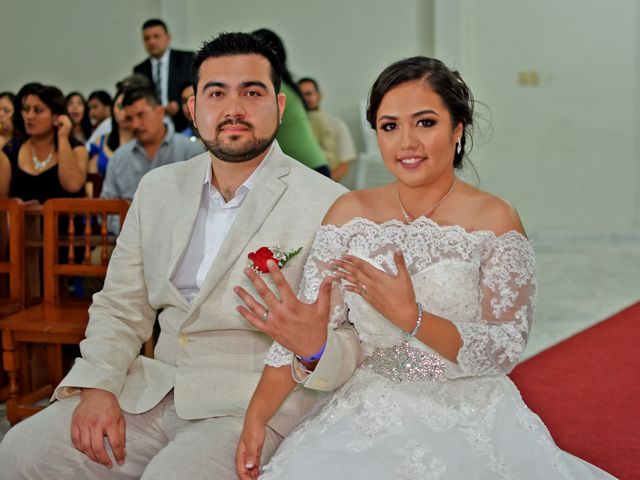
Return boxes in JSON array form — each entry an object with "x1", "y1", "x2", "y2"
[
  {"x1": 236, "y1": 419, "x2": 266, "y2": 480},
  {"x1": 333, "y1": 250, "x2": 418, "y2": 332}
]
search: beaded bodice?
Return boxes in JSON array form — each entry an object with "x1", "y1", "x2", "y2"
[{"x1": 266, "y1": 216, "x2": 537, "y2": 380}]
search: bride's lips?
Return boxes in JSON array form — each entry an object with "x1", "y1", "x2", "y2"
[{"x1": 397, "y1": 156, "x2": 426, "y2": 169}]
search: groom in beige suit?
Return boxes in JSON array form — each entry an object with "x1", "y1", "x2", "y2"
[{"x1": 0, "y1": 33, "x2": 358, "y2": 479}]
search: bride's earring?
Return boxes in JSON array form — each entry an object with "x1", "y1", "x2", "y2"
[{"x1": 456, "y1": 138, "x2": 462, "y2": 155}]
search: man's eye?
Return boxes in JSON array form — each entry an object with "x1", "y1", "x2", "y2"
[{"x1": 246, "y1": 90, "x2": 261, "y2": 97}]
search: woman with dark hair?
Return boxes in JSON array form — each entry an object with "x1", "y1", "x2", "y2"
[
  {"x1": 65, "y1": 91, "x2": 92, "y2": 142},
  {"x1": 0, "y1": 92, "x2": 16, "y2": 149},
  {"x1": 235, "y1": 57, "x2": 615, "y2": 479},
  {"x1": 251, "y1": 28, "x2": 330, "y2": 177},
  {"x1": 12, "y1": 82, "x2": 42, "y2": 140},
  {"x1": 88, "y1": 89, "x2": 134, "y2": 176},
  {"x1": 0, "y1": 85, "x2": 88, "y2": 203}
]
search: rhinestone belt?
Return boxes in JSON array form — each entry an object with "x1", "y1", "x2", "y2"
[{"x1": 363, "y1": 340, "x2": 445, "y2": 383}]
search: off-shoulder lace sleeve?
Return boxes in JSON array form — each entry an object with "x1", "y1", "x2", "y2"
[
  {"x1": 264, "y1": 225, "x2": 350, "y2": 367},
  {"x1": 450, "y1": 232, "x2": 536, "y2": 377}
]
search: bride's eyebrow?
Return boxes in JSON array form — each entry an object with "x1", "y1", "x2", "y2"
[
  {"x1": 412, "y1": 109, "x2": 439, "y2": 117},
  {"x1": 378, "y1": 109, "x2": 440, "y2": 123}
]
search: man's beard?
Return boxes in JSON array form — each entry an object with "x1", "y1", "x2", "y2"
[{"x1": 201, "y1": 119, "x2": 278, "y2": 163}]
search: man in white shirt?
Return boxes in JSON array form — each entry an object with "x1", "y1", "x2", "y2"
[
  {"x1": 298, "y1": 77, "x2": 357, "y2": 182},
  {"x1": 0, "y1": 32, "x2": 357, "y2": 479},
  {"x1": 133, "y1": 19, "x2": 194, "y2": 132}
]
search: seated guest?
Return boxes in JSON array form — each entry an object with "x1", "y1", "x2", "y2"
[
  {"x1": 87, "y1": 76, "x2": 152, "y2": 149},
  {"x1": 88, "y1": 90, "x2": 134, "y2": 176},
  {"x1": 252, "y1": 28, "x2": 330, "y2": 177},
  {"x1": 179, "y1": 81, "x2": 199, "y2": 141},
  {"x1": 0, "y1": 85, "x2": 88, "y2": 203},
  {"x1": 100, "y1": 86, "x2": 203, "y2": 202},
  {"x1": 88, "y1": 90, "x2": 112, "y2": 129},
  {"x1": 298, "y1": 77, "x2": 357, "y2": 182},
  {"x1": 0, "y1": 92, "x2": 16, "y2": 149},
  {"x1": 66, "y1": 91, "x2": 92, "y2": 143},
  {"x1": 11, "y1": 82, "x2": 42, "y2": 140}
]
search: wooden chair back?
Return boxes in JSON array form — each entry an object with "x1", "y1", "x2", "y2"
[
  {"x1": 42, "y1": 198, "x2": 129, "y2": 304},
  {"x1": 0, "y1": 198, "x2": 25, "y2": 311}
]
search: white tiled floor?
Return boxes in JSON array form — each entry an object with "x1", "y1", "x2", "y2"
[{"x1": 1, "y1": 236, "x2": 639, "y2": 441}]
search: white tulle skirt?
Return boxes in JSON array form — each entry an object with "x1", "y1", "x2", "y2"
[{"x1": 260, "y1": 369, "x2": 616, "y2": 480}]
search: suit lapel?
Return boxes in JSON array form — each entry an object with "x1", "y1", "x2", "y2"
[
  {"x1": 187, "y1": 148, "x2": 290, "y2": 314},
  {"x1": 165, "y1": 154, "x2": 211, "y2": 307}
]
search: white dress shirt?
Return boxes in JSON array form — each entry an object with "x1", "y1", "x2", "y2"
[
  {"x1": 172, "y1": 145, "x2": 273, "y2": 302},
  {"x1": 151, "y1": 49, "x2": 171, "y2": 106}
]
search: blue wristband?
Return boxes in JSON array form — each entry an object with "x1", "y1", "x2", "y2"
[{"x1": 297, "y1": 343, "x2": 326, "y2": 363}]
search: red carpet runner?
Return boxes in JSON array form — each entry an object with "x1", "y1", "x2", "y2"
[{"x1": 510, "y1": 302, "x2": 640, "y2": 480}]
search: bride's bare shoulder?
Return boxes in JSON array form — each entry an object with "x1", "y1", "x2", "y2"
[
  {"x1": 461, "y1": 183, "x2": 526, "y2": 237},
  {"x1": 322, "y1": 185, "x2": 390, "y2": 227}
]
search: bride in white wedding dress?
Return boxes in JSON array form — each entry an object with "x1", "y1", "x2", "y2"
[{"x1": 234, "y1": 56, "x2": 616, "y2": 479}]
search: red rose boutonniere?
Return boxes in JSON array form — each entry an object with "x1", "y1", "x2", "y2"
[{"x1": 248, "y1": 246, "x2": 303, "y2": 274}]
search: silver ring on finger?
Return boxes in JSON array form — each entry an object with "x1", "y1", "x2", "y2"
[
  {"x1": 260, "y1": 308, "x2": 270, "y2": 322},
  {"x1": 360, "y1": 284, "x2": 367, "y2": 295}
]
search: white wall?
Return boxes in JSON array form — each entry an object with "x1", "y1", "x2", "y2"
[
  {"x1": 435, "y1": 0, "x2": 640, "y2": 233},
  {"x1": 0, "y1": 0, "x2": 160, "y2": 94}
]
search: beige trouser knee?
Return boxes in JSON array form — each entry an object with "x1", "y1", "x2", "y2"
[{"x1": 0, "y1": 393, "x2": 282, "y2": 479}]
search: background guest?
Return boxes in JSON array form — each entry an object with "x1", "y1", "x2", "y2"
[
  {"x1": 65, "y1": 91, "x2": 92, "y2": 143},
  {"x1": 11, "y1": 82, "x2": 42, "y2": 140},
  {"x1": 298, "y1": 77, "x2": 357, "y2": 182},
  {"x1": 178, "y1": 81, "x2": 198, "y2": 141},
  {"x1": 0, "y1": 85, "x2": 88, "y2": 203},
  {"x1": 0, "y1": 92, "x2": 16, "y2": 150},
  {"x1": 100, "y1": 86, "x2": 203, "y2": 202},
  {"x1": 251, "y1": 28, "x2": 330, "y2": 177},
  {"x1": 88, "y1": 89, "x2": 134, "y2": 176},
  {"x1": 133, "y1": 18, "x2": 193, "y2": 132},
  {"x1": 87, "y1": 90, "x2": 112, "y2": 129}
]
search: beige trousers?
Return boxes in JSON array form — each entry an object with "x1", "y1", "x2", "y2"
[{"x1": 0, "y1": 392, "x2": 282, "y2": 479}]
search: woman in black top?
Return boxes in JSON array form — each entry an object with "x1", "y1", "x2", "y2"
[{"x1": 0, "y1": 85, "x2": 88, "y2": 203}]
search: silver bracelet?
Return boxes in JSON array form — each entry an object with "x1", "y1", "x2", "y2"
[{"x1": 407, "y1": 301, "x2": 423, "y2": 337}]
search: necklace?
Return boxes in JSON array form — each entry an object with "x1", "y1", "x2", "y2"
[
  {"x1": 397, "y1": 177, "x2": 457, "y2": 224},
  {"x1": 32, "y1": 145, "x2": 54, "y2": 171}
]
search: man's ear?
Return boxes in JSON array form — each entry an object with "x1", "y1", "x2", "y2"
[
  {"x1": 188, "y1": 95, "x2": 197, "y2": 128},
  {"x1": 277, "y1": 92, "x2": 286, "y2": 123}
]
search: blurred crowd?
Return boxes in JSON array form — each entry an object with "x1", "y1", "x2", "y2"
[{"x1": 0, "y1": 20, "x2": 356, "y2": 206}]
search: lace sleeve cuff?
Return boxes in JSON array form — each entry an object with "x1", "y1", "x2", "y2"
[{"x1": 264, "y1": 341, "x2": 293, "y2": 367}]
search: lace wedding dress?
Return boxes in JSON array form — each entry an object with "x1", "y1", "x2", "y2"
[{"x1": 262, "y1": 217, "x2": 616, "y2": 479}]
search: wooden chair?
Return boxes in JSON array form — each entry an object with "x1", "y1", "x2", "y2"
[
  {"x1": 0, "y1": 198, "x2": 130, "y2": 424},
  {"x1": 0, "y1": 198, "x2": 26, "y2": 402},
  {"x1": 0, "y1": 198, "x2": 26, "y2": 317}
]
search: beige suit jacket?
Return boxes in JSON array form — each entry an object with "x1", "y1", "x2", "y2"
[{"x1": 55, "y1": 143, "x2": 358, "y2": 436}]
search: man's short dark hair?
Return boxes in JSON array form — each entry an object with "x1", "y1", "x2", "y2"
[
  {"x1": 142, "y1": 19, "x2": 168, "y2": 32},
  {"x1": 298, "y1": 77, "x2": 320, "y2": 92},
  {"x1": 191, "y1": 32, "x2": 283, "y2": 94},
  {"x1": 121, "y1": 86, "x2": 160, "y2": 108},
  {"x1": 88, "y1": 90, "x2": 113, "y2": 107}
]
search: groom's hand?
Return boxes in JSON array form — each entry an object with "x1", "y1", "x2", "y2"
[
  {"x1": 71, "y1": 388, "x2": 126, "y2": 468},
  {"x1": 234, "y1": 259, "x2": 334, "y2": 358}
]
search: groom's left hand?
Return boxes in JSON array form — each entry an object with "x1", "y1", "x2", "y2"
[{"x1": 234, "y1": 259, "x2": 334, "y2": 358}]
